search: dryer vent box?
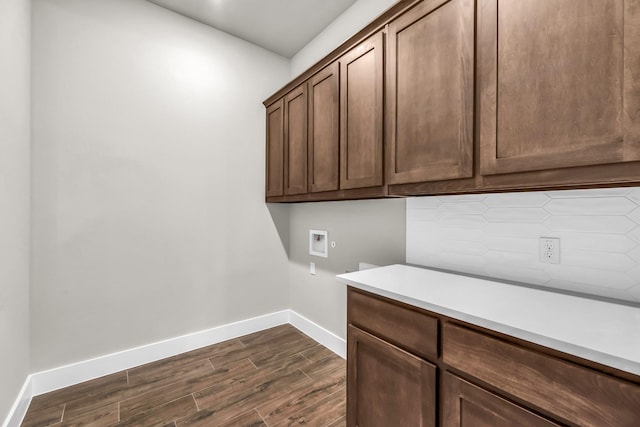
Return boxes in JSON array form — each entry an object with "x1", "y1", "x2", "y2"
[{"x1": 309, "y1": 230, "x2": 328, "y2": 258}]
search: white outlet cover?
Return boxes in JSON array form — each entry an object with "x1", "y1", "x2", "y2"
[{"x1": 539, "y1": 237, "x2": 560, "y2": 264}]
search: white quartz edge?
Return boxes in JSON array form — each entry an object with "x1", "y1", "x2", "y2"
[{"x1": 337, "y1": 264, "x2": 640, "y2": 376}]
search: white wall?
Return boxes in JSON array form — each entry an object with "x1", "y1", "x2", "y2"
[
  {"x1": 0, "y1": 0, "x2": 31, "y2": 420},
  {"x1": 31, "y1": 0, "x2": 291, "y2": 371},
  {"x1": 289, "y1": 200, "x2": 405, "y2": 338},
  {"x1": 407, "y1": 188, "x2": 640, "y2": 303},
  {"x1": 290, "y1": 0, "x2": 397, "y2": 76}
]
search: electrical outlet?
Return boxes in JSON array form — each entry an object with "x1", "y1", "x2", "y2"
[
  {"x1": 539, "y1": 237, "x2": 560, "y2": 264},
  {"x1": 310, "y1": 262, "x2": 316, "y2": 275}
]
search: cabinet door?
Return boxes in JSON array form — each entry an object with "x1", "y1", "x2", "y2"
[
  {"x1": 340, "y1": 32, "x2": 384, "y2": 190},
  {"x1": 347, "y1": 325, "x2": 436, "y2": 427},
  {"x1": 284, "y1": 84, "x2": 308, "y2": 195},
  {"x1": 479, "y1": 0, "x2": 640, "y2": 175},
  {"x1": 309, "y1": 63, "x2": 340, "y2": 193},
  {"x1": 266, "y1": 99, "x2": 284, "y2": 197},
  {"x1": 442, "y1": 372, "x2": 561, "y2": 427},
  {"x1": 387, "y1": 0, "x2": 474, "y2": 185}
]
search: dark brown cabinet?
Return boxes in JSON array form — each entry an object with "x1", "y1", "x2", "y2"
[
  {"x1": 265, "y1": 0, "x2": 640, "y2": 202},
  {"x1": 478, "y1": 0, "x2": 640, "y2": 176},
  {"x1": 308, "y1": 63, "x2": 340, "y2": 193},
  {"x1": 340, "y1": 32, "x2": 384, "y2": 190},
  {"x1": 347, "y1": 287, "x2": 640, "y2": 427},
  {"x1": 441, "y1": 372, "x2": 560, "y2": 427},
  {"x1": 347, "y1": 325, "x2": 436, "y2": 427},
  {"x1": 283, "y1": 85, "x2": 308, "y2": 195},
  {"x1": 386, "y1": 0, "x2": 474, "y2": 185},
  {"x1": 266, "y1": 85, "x2": 308, "y2": 198},
  {"x1": 265, "y1": 33, "x2": 386, "y2": 202},
  {"x1": 443, "y1": 322, "x2": 640, "y2": 427},
  {"x1": 265, "y1": 99, "x2": 284, "y2": 197}
]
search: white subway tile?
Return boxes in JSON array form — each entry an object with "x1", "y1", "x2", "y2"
[
  {"x1": 408, "y1": 252, "x2": 442, "y2": 265},
  {"x1": 406, "y1": 250, "x2": 442, "y2": 268},
  {"x1": 484, "y1": 207, "x2": 549, "y2": 223},
  {"x1": 546, "y1": 266, "x2": 635, "y2": 289},
  {"x1": 625, "y1": 266, "x2": 640, "y2": 282},
  {"x1": 561, "y1": 251, "x2": 636, "y2": 271},
  {"x1": 438, "y1": 255, "x2": 489, "y2": 272},
  {"x1": 547, "y1": 188, "x2": 630, "y2": 198},
  {"x1": 484, "y1": 192, "x2": 550, "y2": 207},
  {"x1": 544, "y1": 216, "x2": 637, "y2": 233},
  {"x1": 484, "y1": 264, "x2": 550, "y2": 285},
  {"x1": 545, "y1": 279, "x2": 638, "y2": 302},
  {"x1": 438, "y1": 215, "x2": 487, "y2": 229},
  {"x1": 484, "y1": 222, "x2": 550, "y2": 237},
  {"x1": 407, "y1": 188, "x2": 640, "y2": 303},
  {"x1": 439, "y1": 239, "x2": 487, "y2": 256},
  {"x1": 626, "y1": 187, "x2": 640, "y2": 205},
  {"x1": 629, "y1": 226, "x2": 640, "y2": 243},
  {"x1": 485, "y1": 237, "x2": 538, "y2": 253},
  {"x1": 406, "y1": 208, "x2": 439, "y2": 221},
  {"x1": 629, "y1": 207, "x2": 640, "y2": 224},
  {"x1": 484, "y1": 250, "x2": 538, "y2": 267},
  {"x1": 545, "y1": 197, "x2": 636, "y2": 215},
  {"x1": 558, "y1": 233, "x2": 637, "y2": 253},
  {"x1": 629, "y1": 247, "x2": 640, "y2": 263},
  {"x1": 439, "y1": 202, "x2": 488, "y2": 214},
  {"x1": 409, "y1": 225, "x2": 485, "y2": 242}
]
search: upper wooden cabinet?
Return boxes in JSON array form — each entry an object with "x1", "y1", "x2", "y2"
[
  {"x1": 340, "y1": 32, "x2": 384, "y2": 190},
  {"x1": 265, "y1": 99, "x2": 284, "y2": 197},
  {"x1": 478, "y1": 0, "x2": 640, "y2": 176},
  {"x1": 386, "y1": 0, "x2": 474, "y2": 185},
  {"x1": 283, "y1": 84, "x2": 308, "y2": 195},
  {"x1": 308, "y1": 63, "x2": 340, "y2": 193},
  {"x1": 265, "y1": 0, "x2": 640, "y2": 202}
]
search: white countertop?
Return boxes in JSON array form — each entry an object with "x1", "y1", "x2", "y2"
[{"x1": 337, "y1": 264, "x2": 640, "y2": 376}]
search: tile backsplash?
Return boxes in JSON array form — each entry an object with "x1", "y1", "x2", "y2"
[{"x1": 406, "y1": 187, "x2": 640, "y2": 303}]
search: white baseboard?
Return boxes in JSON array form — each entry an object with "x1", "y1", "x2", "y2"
[
  {"x1": 31, "y1": 310, "x2": 290, "y2": 396},
  {"x1": 288, "y1": 311, "x2": 346, "y2": 359},
  {"x1": 2, "y1": 376, "x2": 32, "y2": 427},
  {"x1": 4, "y1": 309, "x2": 346, "y2": 427}
]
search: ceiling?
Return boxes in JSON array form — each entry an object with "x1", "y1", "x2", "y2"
[{"x1": 147, "y1": 0, "x2": 358, "y2": 58}]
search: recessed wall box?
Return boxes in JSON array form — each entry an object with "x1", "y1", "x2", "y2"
[{"x1": 309, "y1": 230, "x2": 328, "y2": 258}]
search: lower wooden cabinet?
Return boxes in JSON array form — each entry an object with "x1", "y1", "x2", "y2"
[
  {"x1": 346, "y1": 288, "x2": 640, "y2": 427},
  {"x1": 347, "y1": 325, "x2": 436, "y2": 427},
  {"x1": 441, "y1": 372, "x2": 560, "y2": 427}
]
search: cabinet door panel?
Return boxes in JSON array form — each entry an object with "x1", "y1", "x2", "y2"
[
  {"x1": 284, "y1": 85, "x2": 308, "y2": 195},
  {"x1": 443, "y1": 323, "x2": 640, "y2": 427},
  {"x1": 387, "y1": 0, "x2": 474, "y2": 184},
  {"x1": 479, "y1": 0, "x2": 640, "y2": 175},
  {"x1": 266, "y1": 100, "x2": 284, "y2": 197},
  {"x1": 309, "y1": 63, "x2": 340, "y2": 193},
  {"x1": 347, "y1": 325, "x2": 436, "y2": 427},
  {"x1": 340, "y1": 33, "x2": 384, "y2": 190},
  {"x1": 442, "y1": 372, "x2": 561, "y2": 427}
]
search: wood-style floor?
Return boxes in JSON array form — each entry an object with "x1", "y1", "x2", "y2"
[{"x1": 21, "y1": 325, "x2": 346, "y2": 427}]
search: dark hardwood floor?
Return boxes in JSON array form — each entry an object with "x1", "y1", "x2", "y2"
[{"x1": 21, "y1": 325, "x2": 346, "y2": 427}]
